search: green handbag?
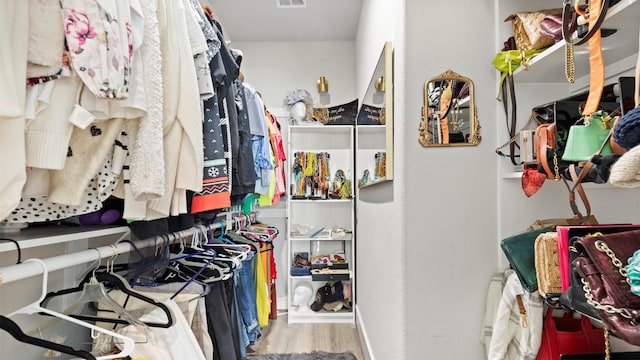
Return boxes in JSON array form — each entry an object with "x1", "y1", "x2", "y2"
[
  {"x1": 500, "y1": 226, "x2": 555, "y2": 292},
  {"x1": 562, "y1": 110, "x2": 613, "y2": 162}
]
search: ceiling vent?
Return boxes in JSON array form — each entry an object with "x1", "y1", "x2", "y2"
[{"x1": 276, "y1": 0, "x2": 307, "y2": 8}]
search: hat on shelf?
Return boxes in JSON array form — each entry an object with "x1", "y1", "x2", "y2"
[
  {"x1": 613, "y1": 106, "x2": 640, "y2": 151},
  {"x1": 609, "y1": 143, "x2": 640, "y2": 188},
  {"x1": 310, "y1": 281, "x2": 346, "y2": 312}
]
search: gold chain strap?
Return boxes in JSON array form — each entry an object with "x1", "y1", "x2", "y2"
[
  {"x1": 604, "y1": 328, "x2": 611, "y2": 360},
  {"x1": 495, "y1": 132, "x2": 520, "y2": 152},
  {"x1": 553, "y1": 152, "x2": 560, "y2": 180},
  {"x1": 565, "y1": 43, "x2": 575, "y2": 83},
  {"x1": 580, "y1": 239, "x2": 634, "y2": 318},
  {"x1": 595, "y1": 240, "x2": 632, "y2": 285}
]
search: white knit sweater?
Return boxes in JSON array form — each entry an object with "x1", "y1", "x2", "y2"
[{"x1": 0, "y1": 1, "x2": 28, "y2": 222}]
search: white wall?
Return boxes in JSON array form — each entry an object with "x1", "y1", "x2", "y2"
[
  {"x1": 403, "y1": 0, "x2": 499, "y2": 359},
  {"x1": 230, "y1": 41, "x2": 357, "y2": 110},
  {"x1": 354, "y1": 1, "x2": 406, "y2": 359}
]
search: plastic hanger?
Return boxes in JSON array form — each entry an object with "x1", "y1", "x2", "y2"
[
  {"x1": 8, "y1": 258, "x2": 134, "y2": 360},
  {"x1": 31, "y1": 249, "x2": 148, "y2": 339},
  {"x1": 40, "y1": 249, "x2": 174, "y2": 329},
  {"x1": 0, "y1": 315, "x2": 96, "y2": 360}
]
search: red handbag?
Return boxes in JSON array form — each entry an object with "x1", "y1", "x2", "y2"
[{"x1": 536, "y1": 308, "x2": 606, "y2": 360}]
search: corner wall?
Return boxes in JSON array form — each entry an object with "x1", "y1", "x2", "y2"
[
  {"x1": 354, "y1": 1, "x2": 406, "y2": 359},
  {"x1": 403, "y1": 0, "x2": 498, "y2": 359}
]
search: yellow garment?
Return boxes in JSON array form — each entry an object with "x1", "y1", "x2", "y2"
[{"x1": 255, "y1": 248, "x2": 270, "y2": 327}]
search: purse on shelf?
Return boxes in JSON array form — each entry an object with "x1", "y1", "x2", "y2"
[
  {"x1": 539, "y1": 14, "x2": 564, "y2": 42},
  {"x1": 536, "y1": 308, "x2": 606, "y2": 360},
  {"x1": 533, "y1": 83, "x2": 621, "y2": 180},
  {"x1": 505, "y1": 8, "x2": 563, "y2": 51},
  {"x1": 556, "y1": 224, "x2": 638, "y2": 291},
  {"x1": 562, "y1": 109, "x2": 615, "y2": 162},
  {"x1": 501, "y1": 226, "x2": 555, "y2": 292},
  {"x1": 572, "y1": 229, "x2": 640, "y2": 346},
  {"x1": 535, "y1": 232, "x2": 562, "y2": 297}
]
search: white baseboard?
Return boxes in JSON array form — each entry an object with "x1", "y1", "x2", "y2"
[
  {"x1": 277, "y1": 295, "x2": 288, "y2": 311},
  {"x1": 355, "y1": 305, "x2": 374, "y2": 360}
]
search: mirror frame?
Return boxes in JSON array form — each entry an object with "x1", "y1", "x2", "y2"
[
  {"x1": 356, "y1": 41, "x2": 394, "y2": 187},
  {"x1": 419, "y1": 69, "x2": 481, "y2": 147}
]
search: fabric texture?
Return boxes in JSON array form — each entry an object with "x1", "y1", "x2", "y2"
[
  {"x1": 192, "y1": 92, "x2": 231, "y2": 213},
  {"x1": 487, "y1": 271, "x2": 544, "y2": 360},
  {"x1": 117, "y1": 299, "x2": 206, "y2": 360},
  {"x1": 60, "y1": 0, "x2": 132, "y2": 99},
  {"x1": 48, "y1": 119, "x2": 124, "y2": 206},
  {"x1": 0, "y1": 0, "x2": 29, "y2": 222},
  {"x1": 613, "y1": 107, "x2": 640, "y2": 151},
  {"x1": 25, "y1": 77, "x2": 81, "y2": 169},
  {"x1": 128, "y1": 0, "x2": 165, "y2": 201},
  {"x1": 609, "y1": 143, "x2": 640, "y2": 187},
  {"x1": 144, "y1": 0, "x2": 204, "y2": 219},
  {"x1": 27, "y1": 0, "x2": 64, "y2": 78}
]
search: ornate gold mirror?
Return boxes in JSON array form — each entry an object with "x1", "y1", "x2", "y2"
[{"x1": 419, "y1": 70, "x2": 481, "y2": 147}]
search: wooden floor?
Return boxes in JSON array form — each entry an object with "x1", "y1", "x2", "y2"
[{"x1": 249, "y1": 312, "x2": 365, "y2": 359}]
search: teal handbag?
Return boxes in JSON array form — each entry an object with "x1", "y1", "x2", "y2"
[{"x1": 562, "y1": 110, "x2": 613, "y2": 162}]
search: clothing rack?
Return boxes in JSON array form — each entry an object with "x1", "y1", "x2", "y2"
[{"x1": 0, "y1": 211, "x2": 260, "y2": 287}]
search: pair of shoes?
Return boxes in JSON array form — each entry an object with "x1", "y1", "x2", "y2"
[{"x1": 294, "y1": 255, "x2": 310, "y2": 268}]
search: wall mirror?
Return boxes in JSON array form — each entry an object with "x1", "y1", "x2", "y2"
[
  {"x1": 419, "y1": 70, "x2": 481, "y2": 147},
  {"x1": 356, "y1": 42, "x2": 394, "y2": 188}
]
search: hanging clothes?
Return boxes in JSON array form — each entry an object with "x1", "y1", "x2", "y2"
[
  {"x1": 116, "y1": 299, "x2": 206, "y2": 360},
  {"x1": 232, "y1": 74, "x2": 257, "y2": 200},
  {"x1": 192, "y1": 91, "x2": 232, "y2": 213},
  {"x1": 0, "y1": 0, "x2": 28, "y2": 222}
]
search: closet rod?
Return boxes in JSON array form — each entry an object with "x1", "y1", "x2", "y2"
[
  {"x1": 0, "y1": 237, "x2": 156, "y2": 286},
  {"x1": 0, "y1": 211, "x2": 259, "y2": 287}
]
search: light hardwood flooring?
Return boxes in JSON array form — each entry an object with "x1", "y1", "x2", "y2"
[{"x1": 249, "y1": 312, "x2": 365, "y2": 359}]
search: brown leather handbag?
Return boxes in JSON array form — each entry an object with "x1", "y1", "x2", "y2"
[{"x1": 573, "y1": 229, "x2": 640, "y2": 347}]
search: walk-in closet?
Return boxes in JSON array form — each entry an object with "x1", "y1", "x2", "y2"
[{"x1": 2, "y1": 0, "x2": 640, "y2": 359}]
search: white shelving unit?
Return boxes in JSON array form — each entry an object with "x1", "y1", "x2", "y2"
[{"x1": 286, "y1": 125, "x2": 355, "y2": 324}]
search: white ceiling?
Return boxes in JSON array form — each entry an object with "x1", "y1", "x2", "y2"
[{"x1": 204, "y1": 0, "x2": 364, "y2": 42}]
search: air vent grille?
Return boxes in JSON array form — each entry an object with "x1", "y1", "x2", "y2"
[{"x1": 276, "y1": 0, "x2": 307, "y2": 8}]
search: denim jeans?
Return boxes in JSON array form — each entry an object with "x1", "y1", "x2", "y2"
[{"x1": 234, "y1": 256, "x2": 261, "y2": 343}]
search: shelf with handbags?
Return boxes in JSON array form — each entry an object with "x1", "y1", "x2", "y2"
[
  {"x1": 492, "y1": 223, "x2": 640, "y2": 359},
  {"x1": 492, "y1": 0, "x2": 640, "y2": 356},
  {"x1": 495, "y1": 0, "x2": 640, "y2": 190},
  {"x1": 498, "y1": 0, "x2": 639, "y2": 84}
]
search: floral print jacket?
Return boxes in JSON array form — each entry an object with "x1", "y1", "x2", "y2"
[{"x1": 61, "y1": 0, "x2": 133, "y2": 99}]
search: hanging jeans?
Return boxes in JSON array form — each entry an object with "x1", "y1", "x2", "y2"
[{"x1": 235, "y1": 257, "x2": 261, "y2": 343}]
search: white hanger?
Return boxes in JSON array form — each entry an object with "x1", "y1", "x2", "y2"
[{"x1": 8, "y1": 258, "x2": 135, "y2": 360}]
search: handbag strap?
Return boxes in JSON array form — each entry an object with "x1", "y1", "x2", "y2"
[
  {"x1": 583, "y1": 0, "x2": 607, "y2": 116},
  {"x1": 539, "y1": 124, "x2": 559, "y2": 180},
  {"x1": 500, "y1": 37, "x2": 520, "y2": 166},
  {"x1": 563, "y1": 125, "x2": 615, "y2": 220},
  {"x1": 562, "y1": 0, "x2": 610, "y2": 46}
]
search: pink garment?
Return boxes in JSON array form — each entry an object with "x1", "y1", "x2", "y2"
[{"x1": 265, "y1": 110, "x2": 286, "y2": 204}]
